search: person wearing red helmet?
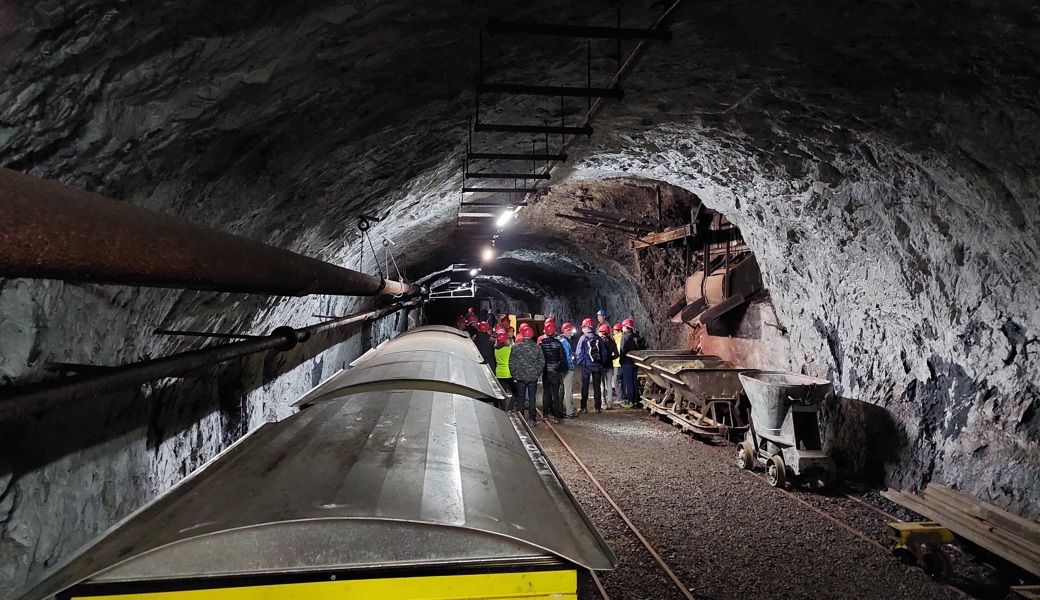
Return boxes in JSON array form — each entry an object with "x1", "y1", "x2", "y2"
[
  {"x1": 464, "y1": 313, "x2": 480, "y2": 340},
  {"x1": 473, "y1": 321, "x2": 497, "y2": 378},
  {"x1": 455, "y1": 315, "x2": 466, "y2": 331},
  {"x1": 574, "y1": 318, "x2": 604, "y2": 413},
  {"x1": 509, "y1": 323, "x2": 544, "y2": 426},
  {"x1": 538, "y1": 319, "x2": 568, "y2": 424},
  {"x1": 612, "y1": 323, "x2": 626, "y2": 403},
  {"x1": 597, "y1": 323, "x2": 621, "y2": 410},
  {"x1": 619, "y1": 318, "x2": 646, "y2": 408},
  {"x1": 494, "y1": 331, "x2": 514, "y2": 409},
  {"x1": 559, "y1": 322, "x2": 578, "y2": 418}
]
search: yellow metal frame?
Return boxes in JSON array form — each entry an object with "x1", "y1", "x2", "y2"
[{"x1": 72, "y1": 570, "x2": 578, "y2": 600}]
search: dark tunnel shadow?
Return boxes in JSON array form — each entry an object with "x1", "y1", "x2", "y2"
[
  {"x1": 822, "y1": 394, "x2": 905, "y2": 485},
  {"x1": 0, "y1": 306, "x2": 398, "y2": 481}
]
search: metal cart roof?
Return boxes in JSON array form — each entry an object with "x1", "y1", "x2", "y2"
[
  {"x1": 295, "y1": 327, "x2": 505, "y2": 407},
  {"x1": 16, "y1": 391, "x2": 615, "y2": 600}
]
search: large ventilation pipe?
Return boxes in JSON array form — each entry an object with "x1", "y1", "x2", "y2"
[
  {"x1": 0, "y1": 168, "x2": 420, "y2": 297},
  {"x1": 0, "y1": 298, "x2": 422, "y2": 422}
]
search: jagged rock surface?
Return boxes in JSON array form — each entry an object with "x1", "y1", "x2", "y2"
[{"x1": 1, "y1": 0, "x2": 1039, "y2": 596}]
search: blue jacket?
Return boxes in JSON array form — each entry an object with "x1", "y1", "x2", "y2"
[
  {"x1": 574, "y1": 331, "x2": 602, "y2": 371},
  {"x1": 556, "y1": 335, "x2": 573, "y2": 370}
]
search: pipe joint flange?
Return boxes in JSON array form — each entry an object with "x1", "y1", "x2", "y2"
[{"x1": 271, "y1": 326, "x2": 301, "y2": 351}]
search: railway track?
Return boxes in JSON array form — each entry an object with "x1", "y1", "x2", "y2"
[
  {"x1": 539, "y1": 408, "x2": 976, "y2": 600},
  {"x1": 541, "y1": 415, "x2": 697, "y2": 600}
]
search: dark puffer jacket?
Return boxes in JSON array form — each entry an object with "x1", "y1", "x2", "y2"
[
  {"x1": 473, "y1": 331, "x2": 497, "y2": 370},
  {"x1": 538, "y1": 335, "x2": 568, "y2": 374},
  {"x1": 599, "y1": 335, "x2": 620, "y2": 368},
  {"x1": 508, "y1": 338, "x2": 545, "y2": 382}
]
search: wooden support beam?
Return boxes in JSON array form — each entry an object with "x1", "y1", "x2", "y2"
[
  {"x1": 631, "y1": 224, "x2": 694, "y2": 249},
  {"x1": 555, "y1": 213, "x2": 644, "y2": 238},
  {"x1": 574, "y1": 207, "x2": 680, "y2": 228}
]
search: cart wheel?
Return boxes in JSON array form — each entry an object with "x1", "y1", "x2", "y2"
[
  {"x1": 892, "y1": 547, "x2": 916, "y2": 566},
  {"x1": 736, "y1": 442, "x2": 755, "y2": 470},
  {"x1": 766, "y1": 455, "x2": 786, "y2": 488},
  {"x1": 922, "y1": 550, "x2": 951, "y2": 580}
]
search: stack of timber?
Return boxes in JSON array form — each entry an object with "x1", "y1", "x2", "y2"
[{"x1": 882, "y1": 483, "x2": 1040, "y2": 576}]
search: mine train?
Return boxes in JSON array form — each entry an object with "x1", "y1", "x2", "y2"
[
  {"x1": 17, "y1": 326, "x2": 616, "y2": 600},
  {"x1": 630, "y1": 350, "x2": 836, "y2": 489}
]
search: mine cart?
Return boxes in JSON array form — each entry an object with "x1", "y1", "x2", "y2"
[
  {"x1": 629, "y1": 350, "x2": 715, "y2": 404},
  {"x1": 736, "y1": 371, "x2": 836, "y2": 489},
  {"x1": 651, "y1": 358, "x2": 747, "y2": 439}
]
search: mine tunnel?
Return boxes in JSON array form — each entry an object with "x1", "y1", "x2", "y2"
[{"x1": 1, "y1": 1, "x2": 1039, "y2": 599}]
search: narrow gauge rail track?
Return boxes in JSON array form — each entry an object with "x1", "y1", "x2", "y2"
[
  {"x1": 653, "y1": 411, "x2": 978, "y2": 600},
  {"x1": 541, "y1": 408, "x2": 975, "y2": 600},
  {"x1": 540, "y1": 414, "x2": 697, "y2": 600}
]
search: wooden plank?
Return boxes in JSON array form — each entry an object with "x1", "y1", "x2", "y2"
[
  {"x1": 920, "y1": 489, "x2": 1040, "y2": 562},
  {"x1": 925, "y1": 484, "x2": 1040, "y2": 546},
  {"x1": 555, "y1": 213, "x2": 645, "y2": 237},
  {"x1": 573, "y1": 207, "x2": 679, "y2": 228},
  {"x1": 632, "y1": 224, "x2": 694, "y2": 249},
  {"x1": 882, "y1": 489, "x2": 1040, "y2": 575}
]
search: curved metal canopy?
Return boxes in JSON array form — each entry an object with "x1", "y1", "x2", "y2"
[
  {"x1": 297, "y1": 327, "x2": 505, "y2": 407},
  {"x1": 16, "y1": 391, "x2": 614, "y2": 600}
]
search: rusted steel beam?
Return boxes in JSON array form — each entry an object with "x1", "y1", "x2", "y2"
[
  {"x1": 0, "y1": 168, "x2": 419, "y2": 297},
  {"x1": 0, "y1": 299, "x2": 421, "y2": 422}
]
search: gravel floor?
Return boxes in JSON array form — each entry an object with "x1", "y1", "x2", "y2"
[{"x1": 533, "y1": 407, "x2": 972, "y2": 600}]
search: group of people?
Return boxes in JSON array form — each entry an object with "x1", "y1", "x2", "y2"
[{"x1": 456, "y1": 308, "x2": 647, "y2": 427}]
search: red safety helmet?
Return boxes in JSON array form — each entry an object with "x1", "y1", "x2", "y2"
[
  {"x1": 597, "y1": 324, "x2": 611, "y2": 335},
  {"x1": 561, "y1": 322, "x2": 575, "y2": 334},
  {"x1": 544, "y1": 317, "x2": 555, "y2": 326},
  {"x1": 466, "y1": 314, "x2": 479, "y2": 324},
  {"x1": 519, "y1": 324, "x2": 534, "y2": 338},
  {"x1": 477, "y1": 322, "x2": 490, "y2": 333},
  {"x1": 496, "y1": 332, "x2": 509, "y2": 344},
  {"x1": 613, "y1": 323, "x2": 623, "y2": 331},
  {"x1": 494, "y1": 324, "x2": 506, "y2": 334},
  {"x1": 581, "y1": 318, "x2": 594, "y2": 328},
  {"x1": 622, "y1": 318, "x2": 634, "y2": 328},
  {"x1": 544, "y1": 321, "x2": 556, "y2": 335}
]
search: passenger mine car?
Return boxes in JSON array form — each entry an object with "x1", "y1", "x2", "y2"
[{"x1": 17, "y1": 326, "x2": 615, "y2": 600}]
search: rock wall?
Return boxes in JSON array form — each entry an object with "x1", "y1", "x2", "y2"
[
  {"x1": 558, "y1": 121, "x2": 1040, "y2": 520},
  {"x1": 3, "y1": 0, "x2": 1040, "y2": 596},
  {"x1": 0, "y1": 290, "x2": 393, "y2": 598}
]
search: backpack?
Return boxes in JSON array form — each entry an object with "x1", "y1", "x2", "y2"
[{"x1": 587, "y1": 335, "x2": 602, "y2": 364}]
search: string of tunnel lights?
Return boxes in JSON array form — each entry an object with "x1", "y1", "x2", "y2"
[{"x1": 461, "y1": 1, "x2": 683, "y2": 268}]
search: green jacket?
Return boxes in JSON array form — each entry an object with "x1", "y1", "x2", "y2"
[{"x1": 494, "y1": 344, "x2": 512, "y2": 379}]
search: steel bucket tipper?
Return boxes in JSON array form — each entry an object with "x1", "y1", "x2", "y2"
[
  {"x1": 650, "y1": 358, "x2": 746, "y2": 439},
  {"x1": 736, "y1": 370, "x2": 836, "y2": 489},
  {"x1": 629, "y1": 350, "x2": 718, "y2": 405}
]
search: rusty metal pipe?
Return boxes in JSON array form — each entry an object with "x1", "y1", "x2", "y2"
[
  {"x1": 0, "y1": 168, "x2": 419, "y2": 297},
  {"x1": 0, "y1": 299, "x2": 421, "y2": 422}
]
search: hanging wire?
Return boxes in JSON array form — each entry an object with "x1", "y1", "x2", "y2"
[{"x1": 364, "y1": 230, "x2": 384, "y2": 279}]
